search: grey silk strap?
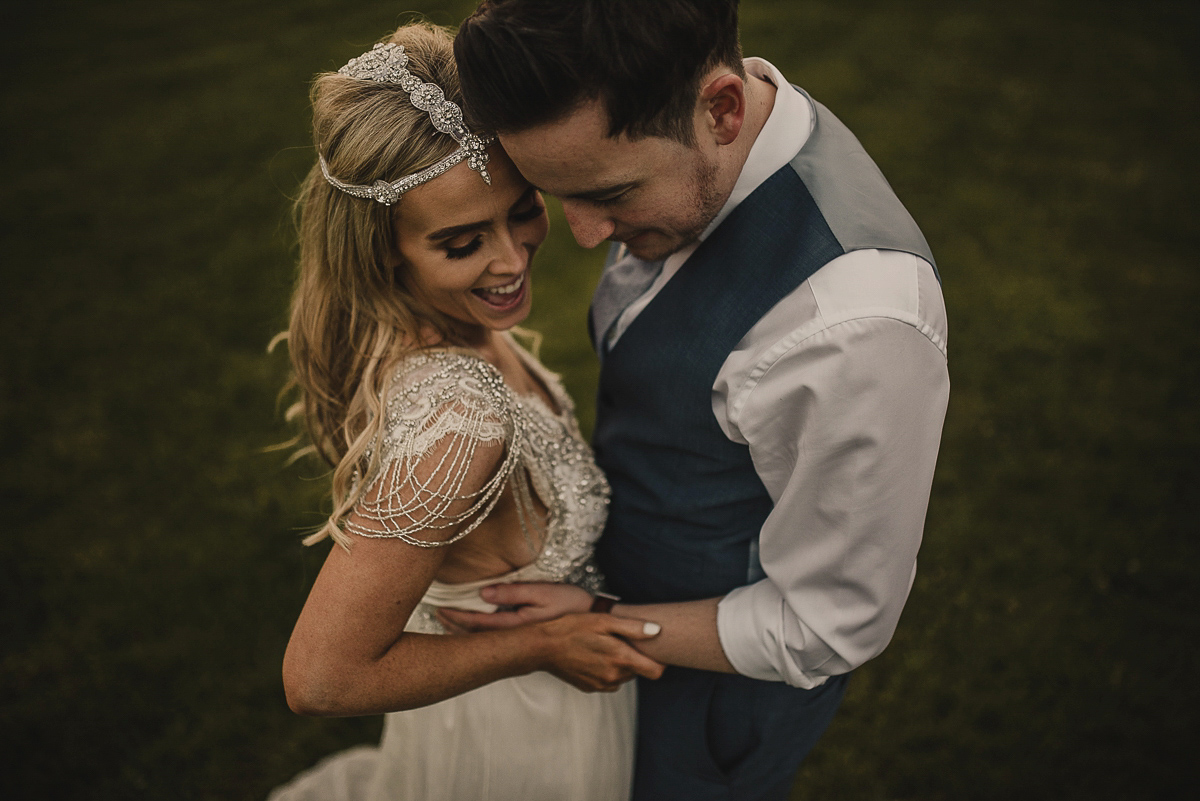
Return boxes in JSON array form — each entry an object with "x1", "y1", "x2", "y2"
[{"x1": 589, "y1": 246, "x2": 664, "y2": 357}]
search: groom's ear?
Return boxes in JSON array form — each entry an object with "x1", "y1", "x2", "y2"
[{"x1": 699, "y1": 73, "x2": 747, "y2": 146}]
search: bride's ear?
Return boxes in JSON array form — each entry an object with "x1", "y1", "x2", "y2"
[
  {"x1": 384, "y1": 240, "x2": 407, "y2": 281},
  {"x1": 700, "y1": 73, "x2": 746, "y2": 146},
  {"x1": 382, "y1": 211, "x2": 407, "y2": 273},
  {"x1": 388, "y1": 256, "x2": 404, "y2": 281}
]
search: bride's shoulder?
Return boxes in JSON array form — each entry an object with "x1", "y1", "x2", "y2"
[
  {"x1": 380, "y1": 347, "x2": 516, "y2": 435},
  {"x1": 386, "y1": 347, "x2": 505, "y2": 393}
]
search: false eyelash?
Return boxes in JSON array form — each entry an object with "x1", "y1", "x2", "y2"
[{"x1": 445, "y1": 236, "x2": 483, "y2": 260}]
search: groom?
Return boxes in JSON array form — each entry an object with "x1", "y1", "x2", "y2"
[{"x1": 448, "y1": 1, "x2": 950, "y2": 798}]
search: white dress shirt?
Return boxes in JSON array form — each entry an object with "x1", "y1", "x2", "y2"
[{"x1": 607, "y1": 58, "x2": 950, "y2": 688}]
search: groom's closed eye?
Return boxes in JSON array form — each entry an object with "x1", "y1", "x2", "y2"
[
  {"x1": 568, "y1": 182, "x2": 638, "y2": 204},
  {"x1": 591, "y1": 190, "x2": 631, "y2": 207}
]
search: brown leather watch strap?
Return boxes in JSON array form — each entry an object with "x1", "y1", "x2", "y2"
[{"x1": 589, "y1": 591, "x2": 619, "y2": 613}]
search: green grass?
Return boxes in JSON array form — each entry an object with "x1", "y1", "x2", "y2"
[{"x1": 1, "y1": 1, "x2": 1196, "y2": 799}]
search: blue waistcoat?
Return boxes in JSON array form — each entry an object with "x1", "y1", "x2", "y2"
[{"x1": 592, "y1": 91, "x2": 937, "y2": 606}]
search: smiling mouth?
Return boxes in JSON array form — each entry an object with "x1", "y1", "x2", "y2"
[{"x1": 472, "y1": 271, "x2": 527, "y2": 309}]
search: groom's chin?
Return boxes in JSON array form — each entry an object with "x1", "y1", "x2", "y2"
[{"x1": 620, "y1": 231, "x2": 691, "y2": 262}]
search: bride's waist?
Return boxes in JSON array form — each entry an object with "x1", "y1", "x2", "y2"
[
  {"x1": 403, "y1": 562, "x2": 558, "y2": 635},
  {"x1": 420, "y1": 560, "x2": 558, "y2": 612}
]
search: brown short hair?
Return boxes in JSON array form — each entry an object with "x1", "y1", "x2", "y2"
[{"x1": 455, "y1": 0, "x2": 743, "y2": 144}]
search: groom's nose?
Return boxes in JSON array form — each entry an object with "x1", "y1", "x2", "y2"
[{"x1": 561, "y1": 200, "x2": 616, "y2": 249}]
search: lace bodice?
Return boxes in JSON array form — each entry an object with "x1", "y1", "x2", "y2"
[{"x1": 345, "y1": 344, "x2": 610, "y2": 633}]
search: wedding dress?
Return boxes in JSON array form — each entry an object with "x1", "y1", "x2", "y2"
[{"x1": 269, "y1": 342, "x2": 635, "y2": 801}]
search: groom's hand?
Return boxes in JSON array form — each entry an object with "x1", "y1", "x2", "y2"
[{"x1": 437, "y1": 582, "x2": 591, "y2": 632}]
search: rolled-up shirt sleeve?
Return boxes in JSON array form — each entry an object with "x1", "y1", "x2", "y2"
[{"x1": 716, "y1": 310, "x2": 950, "y2": 688}]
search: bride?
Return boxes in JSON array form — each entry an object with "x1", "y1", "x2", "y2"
[{"x1": 269, "y1": 22, "x2": 663, "y2": 801}]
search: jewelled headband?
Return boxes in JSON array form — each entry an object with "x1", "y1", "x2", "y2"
[{"x1": 317, "y1": 42, "x2": 494, "y2": 205}]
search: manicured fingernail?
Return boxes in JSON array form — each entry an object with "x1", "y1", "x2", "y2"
[{"x1": 643, "y1": 622, "x2": 661, "y2": 636}]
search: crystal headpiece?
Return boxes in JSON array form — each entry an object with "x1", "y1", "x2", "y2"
[{"x1": 317, "y1": 42, "x2": 494, "y2": 206}]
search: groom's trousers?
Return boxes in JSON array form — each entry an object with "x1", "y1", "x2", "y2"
[{"x1": 630, "y1": 667, "x2": 849, "y2": 801}]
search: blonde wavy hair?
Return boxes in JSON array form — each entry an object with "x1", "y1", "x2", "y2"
[{"x1": 277, "y1": 22, "x2": 498, "y2": 549}]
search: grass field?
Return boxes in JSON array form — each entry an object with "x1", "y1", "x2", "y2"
[{"x1": 1, "y1": 1, "x2": 1196, "y2": 798}]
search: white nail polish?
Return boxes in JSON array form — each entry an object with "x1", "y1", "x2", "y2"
[{"x1": 643, "y1": 622, "x2": 661, "y2": 636}]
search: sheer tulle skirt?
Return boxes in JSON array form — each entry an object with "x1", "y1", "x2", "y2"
[{"x1": 268, "y1": 673, "x2": 636, "y2": 801}]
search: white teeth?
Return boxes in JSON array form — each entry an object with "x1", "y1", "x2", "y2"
[{"x1": 481, "y1": 273, "x2": 525, "y2": 295}]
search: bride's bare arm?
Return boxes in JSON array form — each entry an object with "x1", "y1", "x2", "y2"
[
  {"x1": 282, "y1": 354, "x2": 663, "y2": 716},
  {"x1": 282, "y1": 533, "x2": 663, "y2": 717},
  {"x1": 282, "y1": 422, "x2": 663, "y2": 718}
]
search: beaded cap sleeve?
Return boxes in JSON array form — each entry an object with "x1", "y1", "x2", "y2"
[{"x1": 344, "y1": 350, "x2": 522, "y2": 547}]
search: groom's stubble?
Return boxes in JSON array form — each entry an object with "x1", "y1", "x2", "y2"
[{"x1": 616, "y1": 149, "x2": 726, "y2": 262}]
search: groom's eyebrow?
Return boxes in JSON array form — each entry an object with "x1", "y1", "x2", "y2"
[{"x1": 564, "y1": 181, "x2": 637, "y2": 202}]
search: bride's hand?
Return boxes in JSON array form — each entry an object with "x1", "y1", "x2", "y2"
[
  {"x1": 535, "y1": 613, "x2": 666, "y2": 692},
  {"x1": 437, "y1": 582, "x2": 593, "y2": 632}
]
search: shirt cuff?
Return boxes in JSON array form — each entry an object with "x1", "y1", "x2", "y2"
[{"x1": 717, "y1": 581, "x2": 833, "y2": 689}]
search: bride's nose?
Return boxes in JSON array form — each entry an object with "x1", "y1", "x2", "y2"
[{"x1": 488, "y1": 232, "x2": 527, "y2": 275}]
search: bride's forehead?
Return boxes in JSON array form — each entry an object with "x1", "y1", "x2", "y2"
[{"x1": 396, "y1": 157, "x2": 523, "y2": 230}]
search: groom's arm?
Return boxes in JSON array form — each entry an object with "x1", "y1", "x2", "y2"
[
  {"x1": 608, "y1": 597, "x2": 736, "y2": 673},
  {"x1": 710, "y1": 252, "x2": 949, "y2": 688}
]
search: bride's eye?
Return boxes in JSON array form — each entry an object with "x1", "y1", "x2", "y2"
[{"x1": 445, "y1": 236, "x2": 483, "y2": 260}]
